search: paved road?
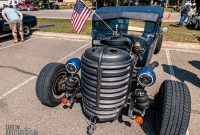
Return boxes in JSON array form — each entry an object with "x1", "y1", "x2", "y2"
[
  {"x1": 22, "y1": 10, "x2": 181, "y2": 22},
  {"x1": 0, "y1": 36, "x2": 199, "y2": 135}
]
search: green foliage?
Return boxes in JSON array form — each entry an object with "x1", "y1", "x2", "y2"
[
  {"x1": 35, "y1": 18, "x2": 92, "y2": 35},
  {"x1": 35, "y1": 18, "x2": 200, "y2": 43}
]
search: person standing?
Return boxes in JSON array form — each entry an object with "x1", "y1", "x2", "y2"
[
  {"x1": 189, "y1": 3, "x2": 197, "y2": 17},
  {"x1": 187, "y1": 3, "x2": 197, "y2": 23},
  {"x1": 179, "y1": 3, "x2": 191, "y2": 27},
  {"x1": 9, "y1": 2, "x2": 13, "y2": 8},
  {"x1": 1, "y1": 5, "x2": 24, "y2": 43},
  {"x1": 159, "y1": 0, "x2": 164, "y2": 7}
]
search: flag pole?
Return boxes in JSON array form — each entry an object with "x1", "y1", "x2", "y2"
[{"x1": 80, "y1": 0, "x2": 115, "y2": 34}]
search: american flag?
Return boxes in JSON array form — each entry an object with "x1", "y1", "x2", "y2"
[{"x1": 71, "y1": 0, "x2": 92, "y2": 33}]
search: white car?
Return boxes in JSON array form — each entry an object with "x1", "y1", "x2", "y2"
[{"x1": 0, "y1": 0, "x2": 22, "y2": 9}]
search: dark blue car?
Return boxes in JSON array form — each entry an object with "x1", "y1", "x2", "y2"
[{"x1": 0, "y1": 12, "x2": 37, "y2": 38}]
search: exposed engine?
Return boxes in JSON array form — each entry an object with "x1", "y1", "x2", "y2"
[{"x1": 61, "y1": 35, "x2": 158, "y2": 125}]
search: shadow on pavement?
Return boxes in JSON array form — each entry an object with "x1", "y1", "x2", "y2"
[
  {"x1": 0, "y1": 35, "x2": 30, "y2": 44},
  {"x1": 63, "y1": 94, "x2": 157, "y2": 134},
  {"x1": 0, "y1": 65, "x2": 37, "y2": 76},
  {"x1": 189, "y1": 60, "x2": 200, "y2": 70},
  {"x1": 117, "y1": 101, "x2": 156, "y2": 135},
  {"x1": 0, "y1": 36, "x2": 12, "y2": 43},
  {"x1": 118, "y1": 109, "x2": 132, "y2": 127},
  {"x1": 140, "y1": 98, "x2": 157, "y2": 135},
  {"x1": 141, "y1": 109, "x2": 156, "y2": 135},
  {"x1": 169, "y1": 24, "x2": 179, "y2": 27},
  {"x1": 162, "y1": 64, "x2": 200, "y2": 88}
]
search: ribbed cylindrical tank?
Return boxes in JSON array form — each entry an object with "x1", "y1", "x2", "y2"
[{"x1": 81, "y1": 47, "x2": 134, "y2": 122}]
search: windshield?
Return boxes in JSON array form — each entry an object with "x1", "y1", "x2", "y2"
[{"x1": 93, "y1": 18, "x2": 156, "y2": 37}]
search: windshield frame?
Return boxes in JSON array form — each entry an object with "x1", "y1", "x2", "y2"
[{"x1": 92, "y1": 18, "x2": 157, "y2": 37}]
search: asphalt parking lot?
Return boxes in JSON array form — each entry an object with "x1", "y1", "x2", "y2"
[{"x1": 0, "y1": 35, "x2": 199, "y2": 135}]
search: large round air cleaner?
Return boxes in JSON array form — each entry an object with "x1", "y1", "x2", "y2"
[{"x1": 81, "y1": 47, "x2": 134, "y2": 122}]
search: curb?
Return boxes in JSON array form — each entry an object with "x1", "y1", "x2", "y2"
[
  {"x1": 32, "y1": 32, "x2": 200, "y2": 50},
  {"x1": 33, "y1": 31, "x2": 91, "y2": 40},
  {"x1": 162, "y1": 41, "x2": 200, "y2": 50}
]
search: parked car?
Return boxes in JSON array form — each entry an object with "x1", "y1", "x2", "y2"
[
  {"x1": 36, "y1": 6, "x2": 191, "y2": 135},
  {"x1": 39, "y1": 1, "x2": 59, "y2": 10},
  {"x1": 95, "y1": 0, "x2": 150, "y2": 8},
  {"x1": 0, "y1": 12, "x2": 37, "y2": 37},
  {"x1": 16, "y1": 2, "x2": 38, "y2": 11},
  {"x1": 187, "y1": 13, "x2": 200, "y2": 30}
]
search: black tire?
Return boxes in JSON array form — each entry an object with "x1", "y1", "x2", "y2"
[
  {"x1": 36, "y1": 62, "x2": 68, "y2": 107},
  {"x1": 154, "y1": 34, "x2": 163, "y2": 54},
  {"x1": 154, "y1": 80, "x2": 191, "y2": 135},
  {"x1": 16, "y1": 7, "x2": 20, "y2": 11},
  {"x1": 41, "y1": 5, "x2": 45, "y2": 9},
  {"x1": 23, "y1": 25, "x2": 31, "y2": 37}
]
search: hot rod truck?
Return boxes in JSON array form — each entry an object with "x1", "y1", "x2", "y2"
[{"x1": 36, "y1": 6, "x2": 191, "y2": 135}]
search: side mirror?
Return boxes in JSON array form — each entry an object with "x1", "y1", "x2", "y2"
[{"x1": 162, "y1": 27, "x2": 168, "y2": 33}]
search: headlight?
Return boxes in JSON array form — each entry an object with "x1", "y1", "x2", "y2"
[
  {"x1": 66, "y1": 58, "x2": 81, "y2": 74},
  {"x1": 137, "y1": 67, "x2": 156, "y2": 87}
]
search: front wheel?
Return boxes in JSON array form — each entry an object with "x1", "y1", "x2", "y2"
[
  {"x1": 36, "y1": 62, "x2": 68, "y2": 107},
  {"x1": 16, "y1": 7, "x2": 20, "y2": 11},
  {"x1": 41, "y1": 5, "x2": 45, "y2": 9},
  {"x1": 154, "y1": 80, "x2": 191, "y2": 135},
  {"x1": 154, "y1": 34, "x2": 163, "y2": 54},
  {"x1": 23, "y1": 25, "x2": 31, "y2": 37}
]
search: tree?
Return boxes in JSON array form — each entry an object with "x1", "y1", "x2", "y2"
[
  {"x1": 96, "y1": 0, "x2": 130, "y2": 8},
  {"x1": 196, "y1": 0, "x2": 200, "y2": 12}
]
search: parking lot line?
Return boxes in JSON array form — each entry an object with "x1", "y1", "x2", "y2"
[
  {"x1": 162, "y1": 48, "x2": 200, "y2": 54},
  {"x1": 58, "y1": 42, "x2": 90, "y2": 62},
  {"x1": 186, "y1": 130, "x2": 190, "y2": 135},
  {"x1": 0, "y1": 38, "x2": 36, "y2": 50},
  {"x1": 0, "y1": 44, "x2": 15, "y2": 50},
  {"x1": 165, "y1": 49, "x2": 176, "y2": 80},
  {"x1": 0, "y1": 76, "x2": 37, "y2": 100},
  {"x1": 0, "y1": 42, "x2": 90, "y2": 101},
  {"x1": 35, "y1": 36, "x2": 90, "y2": 42}
]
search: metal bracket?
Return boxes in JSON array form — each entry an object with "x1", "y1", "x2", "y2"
[
  {"x1": 68, "y1": 87, "x2": 80, "y2": 109},
  {"x1": 87, "y1": 116, "x2": 99, "y2": 135},
  {"x1": 128, "y1": 97, "x2": 135, "y2": 119}
]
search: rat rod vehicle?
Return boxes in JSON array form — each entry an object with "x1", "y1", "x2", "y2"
[{"x1": 36, "y1": 6, "x2": 191, "y2": 135}]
